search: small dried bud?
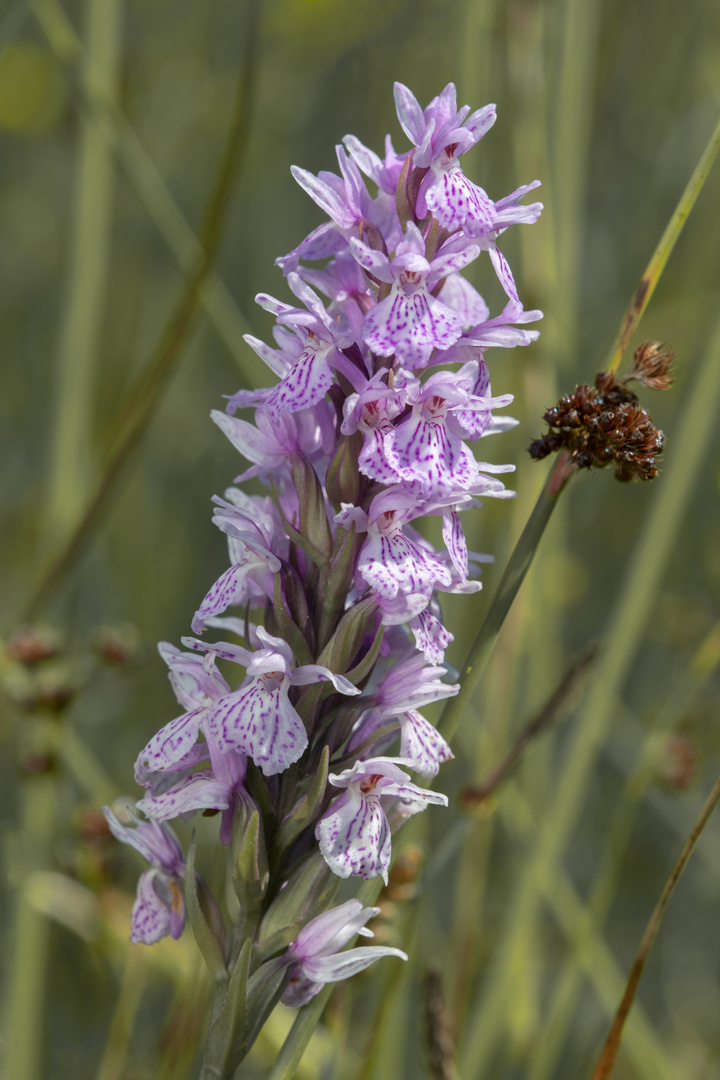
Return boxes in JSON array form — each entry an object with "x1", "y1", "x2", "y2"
[
  {"x1": 628, "y1": 341, "x2": 675, "y2": 390},
  {"x1": 652, "y1": 733, "x2": 698, "y2": 791},
  {"x1": 19, "y1": 751, "x2": 55, "y2": 776},
  {"x1": 6, "y1": 626, "x2": 62, "y2": 666},
  {"x1": 78, "y1": 808, "x2": 112, "y2": 843},
  {"x1": 93, "y1": 623, "x2": 141, "y2": 666}
]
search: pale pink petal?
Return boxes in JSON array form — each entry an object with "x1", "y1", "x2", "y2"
[
  {"x1": 399, "y1": 710, "x2": 454, "y2": 778},
  {"x1": 130, "y1": 870, "x2": 172, "y2": 945},
  {"x1": 316, "y1": 787, "x2": 392, "y2": 884},
  {"x1": 135, "y1": 708, "x2": 205, "y2": 775},
  {"x1": 207, "y1": 682, "x2": 308, "y2": 775},
  {"x1": 136, "y1": 771, "x2": 231, "y2": 821},
  {"x1": 363, "y1": 284, "x2": 463, "y2": 368}
]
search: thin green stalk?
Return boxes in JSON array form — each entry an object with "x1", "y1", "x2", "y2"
[
  {"x1": 590, "y1": 771, "x2": 720, "y2": 1080},
  {"x1": 458, "y1": 0, "x2": 496, "y2": 110},
  {"x1": 38, "y1": 718, "x2": 119, "y2": 805},
  {"x1": 95, "y1": 949, "x2": 148, "y2": 1080},
  {"x1": 551, "y1": 0, "x2": 601, "y2": 364},
  {"x1": 47, "y1": 0, "x2": 122, "y2": 538},
  {"x1": 267, "y1": 879, "x2": 384, "y2": 1080},
  {"x1": 22, "y1": 0, "x2": 261, "y2": 622},
  {"x1": 604, "y1": 111, "x2": 720, "y2": 373},
  {"x1": 528, "y1": 619, "x2": 720, "y2": 1080},
  {"x1": 458, "y1": 307, "x2": 720, "y2": 1079},
  {"x1": 4, "y1": 773, "x2": 56, "y2": 1080},
  {"x1": 32, "y1": 0, "x2": 254, "y2": 374},
  {"x1": 438, "y1": 450, "x2": 575, "y2": 745},
  {"x1": 494, "y1": 780, "x2": 676, "y2": 1080}
]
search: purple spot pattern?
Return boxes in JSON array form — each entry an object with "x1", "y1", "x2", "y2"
[
  {"x1": 316, "y1": 790, "x2": 392, "y2": 884},
  {"x1": 363, "y1": 286, "x2": 463, "y2": 369},
  {"x1": 207, "y1": 680, "x2": 307, "y2": 776},
  {"x1": 131, "y1": 870, "x2": 172, "y2": 945},
  {"x1": 266, "y1": 343, "x2": 335, "y2": 419},
  {"x1": 358, "y1": 530, "x2": 452, "y2": 599},
  {"x1": 443, "y1": 510, "x2": 468, "y2": 578}
]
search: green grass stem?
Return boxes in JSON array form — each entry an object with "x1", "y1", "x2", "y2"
[
  {"x1": 32, "y1": 0, "x2": 254, "y2": 377},
  {"x1": 438, "y1": 451, "x2": 575, "y2": 745},
  {"x1": 95, "y1": 948, "x2": 148, "y2": 1080},
  {"x1": 46, "y1": 0, "x2": 122, "y2": 538},
  {"x1": 21, "y1": 0, "x2": 260, "y2": 622},
  {"x1": 3, "y1": 774, "x2": 56, "y2": 1080},
  {"x1": 527, "y1": 619, "x2": 720, "y2": 1080},
  {"x1": 459, "y1": 306, "x2": 720, "y2": 1079},
  {"x1": 590, "y1": 770, "x2": 720, "y2": 1080},
  {"x1": 266, "y1": 878, "x2": 384, "y2": 1080},
  {"x1": 493, "y1": 780, "x2": 676, "y2": 1080},
  {"x1": 604, "y1": 111, "x2": 720, "y2": 373}
]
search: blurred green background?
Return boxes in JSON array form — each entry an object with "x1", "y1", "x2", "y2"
[{"x1": 2, "y1": 0, "x2": 720, "y2": 1077}]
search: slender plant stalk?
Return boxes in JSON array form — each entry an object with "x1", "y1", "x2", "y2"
[
  {"x1": 604, "y1": 111, "x2": 720, "y2": 373},
  {"x1": 47, "y1": 0, "x2": 122, "y2": 538},
  {"x1": 493, "y1": 779, "x2": 677, "y2": 1080},
  {"x1": 590, "y1": 771, "x2": 720, "y2": 1080},
  {"x1": 4, "y1": 1, "x2": 120, "y2": 1072},
  {"x1": 95, "y1": 948, "x2": 148, "y2": 1080},
  {"x1": 438, "y1": 450, "x2": 575, "y2": 744},
  {"x1": 528, "y1": 618, "x2": 720, "y2": 1080},
  {"x1": 21, "y1": 0, "x2": 261, "y2": 623},
  {"x1": 4, "y1": 774, "x2": 56, "y2": 1080},
  {"x1": 459, "y1": 306, "x2": 720, "y2": 1079},
  {"x1": 31, "y1": 0, "x2": 254, "y2": 373},
  {"x1": 551, "y1": 0, "x2": 601, "y2": 363},
  {"x1": 267, "y1": 879, "x2": 384, "y2": 1080},
  {"x1": 461, "y1": 646, "x2": 596, "y2": 805},
  {"x1": 39, "y1": 718, "x2": 119, "y2": 805}
]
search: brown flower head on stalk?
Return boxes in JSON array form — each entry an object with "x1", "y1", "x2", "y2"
[{"x1": 529, "y1": 341, "x2": 675, "y2": 482}]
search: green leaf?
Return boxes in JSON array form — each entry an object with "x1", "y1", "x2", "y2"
[
  {"x1": 246, "y1": 956, "x2": 291, "y2": 1048},
  {"x1": 201, "y1": 938, "x2": 252, "y2": 1078},
  {"x1": 272, "y1": 570, "x2": 315, "y2": 666},
  {"x1": 274, "y1": 745, "x2": 330, "y2": 853},
  {"x1": 324, "y1": 432, "x2": 361, "y2": 511},
  {"x1": 184, "y1": 832, "x2": 227, "y2": 984},
  {"x1": 253, "y1": 923, "x2": 299, "y2": 967},
  {"x1": 260, "y1": 852, "x2": 339, "y2": 943},
  {"x1": 233, "y1": 809, "x2": 269, "y2": 911},
  {"x1": 290, "y1": 454, "x2": 333, "y2": 559},
  {"x1": 342, "y1": 621, "x2": 384, "y2": 687},
  {"x1": 316, "y1": 595, "x2": 381, "y2": 676},
  {"x1": 316, "y1": 523, "x2": 360, "y2": 652}
]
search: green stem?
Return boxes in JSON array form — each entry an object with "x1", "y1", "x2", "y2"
[
  {"x1": 458, "y1": 305, "x2": 720, "y2": 1080},
  {"x1": 4, "y1": 773, "x2": 56, "y2": 1080},
  {"x1": 46, "y1": 0, "x2": 122, "y2": 539},
  {"x1": 95, "y1": 948, "x2": 148, "y2": 1080},
  {"x1": 266, "y1": 879, "x2": 384, "y2": 1080},
  {"x1": 22, "y1": 0, "x2": 261, "y2": 622},
  {"x1": 31, "y1": 0, "x2": 254, "y2": 373},
  {"x1": 493, "y1": 780, "x2": 677, "y2": 1080},
  {"x1": 527, "y1": 619, "x2": 720, "y2": 1080},
  {"x1": 604, "y1": 110, "x2": 720, "y2": 373},
  {"x1": 590, "y1": 771, "x2": 720, "y2": 1080},
  {"x1": 438, "y1": 450, "x2": 575, "y2": 744}
]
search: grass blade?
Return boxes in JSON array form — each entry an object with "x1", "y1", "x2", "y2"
[
  {"x1": 21, "y1": 0, "x2": 261, "y2": 621},
  {"x1": 604, "y1": 111, "x2": 720, "y2": 373},
  {"x1": 590, "y1": 772, "x2": 720, "y2": 1080}
]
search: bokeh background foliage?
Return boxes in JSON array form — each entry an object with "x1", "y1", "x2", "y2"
[{"x1": 1, "y1": 0, "x2": 720, "y2": 1077}]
